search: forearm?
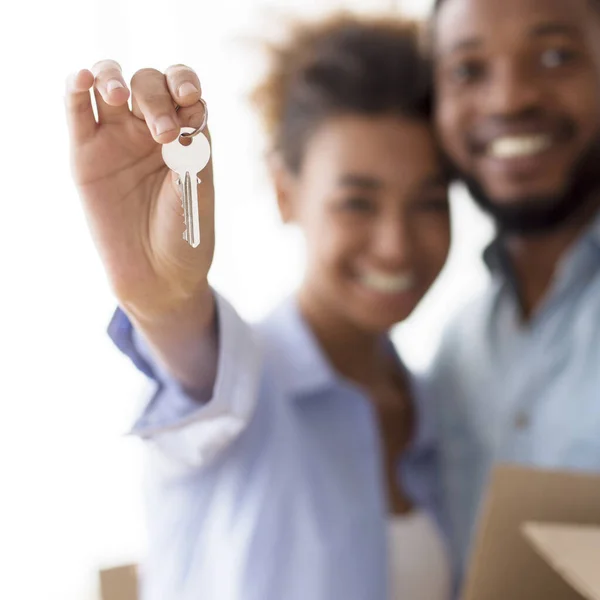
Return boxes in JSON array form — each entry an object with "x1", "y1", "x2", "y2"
[{"x1": 125, "y1": 284, "x2": 218, "y2": 400}]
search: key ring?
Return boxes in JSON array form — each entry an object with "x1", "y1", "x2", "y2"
[{"x1": 174, "y1": 97, "x2": 208, "y2": 138}]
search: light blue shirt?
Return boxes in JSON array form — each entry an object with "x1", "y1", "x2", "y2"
[
  {"x1": 425, "y1": 210, "x2": 600, "y2": 575},
  {"x1": 109, "y1": 293, "x2": 443, "y2": 600}
]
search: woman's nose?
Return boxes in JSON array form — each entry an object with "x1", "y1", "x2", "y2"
[{"x1": 370, "y1": 217, "x2": 411, "y2": 268}]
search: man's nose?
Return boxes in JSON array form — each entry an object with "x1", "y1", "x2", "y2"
[{"x1": 484, "y1": 61, "x2": 544, "y2": 118}]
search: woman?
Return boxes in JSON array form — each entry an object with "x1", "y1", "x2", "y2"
[{"x1": 67, "y1": 14, "x2": 451, "y2": 600}]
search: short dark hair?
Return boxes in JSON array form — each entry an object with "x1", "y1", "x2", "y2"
[{"x1": 251, "y1": 14, "x2": 432, "y2": 173}]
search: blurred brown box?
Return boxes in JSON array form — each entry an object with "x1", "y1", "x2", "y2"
[
  {"x1": 99, "y1": 564, "x2": 138, "y2": 600},
  {"x1": 462, "y1": 465, "x2": 600, "y2": 600}
]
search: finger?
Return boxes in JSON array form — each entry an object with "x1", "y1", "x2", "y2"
[
  {"x1": 65, "y1": 69, "x2": 96, "y2": 144},
  {"x1": 91, "y1": 59, "x2": 131, "y2": 123},
  {"x1": 164, "y1": 64, "x2": 202, "y2": 108},
  {"x1": 131, "y1": 68, "x2": 180, "y2": 143},
  {"x1": 176, "y1": 101, "x2": 210, "y2": 136}
]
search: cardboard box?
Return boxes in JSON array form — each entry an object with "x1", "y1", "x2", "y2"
[
  {"x1": 99, "y1": 465, "x2": 600, "y2": 600},
  {"x1": 99, "y1": 564, "x2": 138, "y2": 600},
  {"x1": 524, "y1": 522, "x2": 600, "y2": 600},
  {"x1": 461, "y1": 465, "x2": 600, "y2": 600}
]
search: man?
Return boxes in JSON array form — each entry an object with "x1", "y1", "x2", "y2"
[{"x1": 428, "y1": 0, "x2": 600, "y2": 576}]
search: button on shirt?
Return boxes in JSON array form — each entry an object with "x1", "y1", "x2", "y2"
[
  {"x1": 424, "y1": 211, "x2": 600, "y2": 576},
  {"x1": 108, "y1": 294, "x2": 442, "y2": 600}
]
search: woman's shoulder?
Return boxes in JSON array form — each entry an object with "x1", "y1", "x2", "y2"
[{"x1": 253, "y1": 296, "x2": 341, "y2": 399}]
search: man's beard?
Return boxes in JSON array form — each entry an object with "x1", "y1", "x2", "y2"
[{"x1": 453, "y1": 136, "x2": 600, "y2": 236}]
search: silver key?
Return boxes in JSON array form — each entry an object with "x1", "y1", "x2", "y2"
[{"x1": 162, "y1": 127, "x2": 211, "y2": 248}]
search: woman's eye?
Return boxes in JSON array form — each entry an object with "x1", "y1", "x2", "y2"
[
  {"x1": 450, "y1": 60, "x2": 485, "y2": 84},
  {"x1": 540, "y1": 47, "x2": 576, "y2": 69},
  {"x1": 340, "y1": 197, "x2": 376, "y2": 213}
]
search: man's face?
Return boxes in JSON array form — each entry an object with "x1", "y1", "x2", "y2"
[{"x1": 434, "y1": 0, "x2": 600, "y2": 233}]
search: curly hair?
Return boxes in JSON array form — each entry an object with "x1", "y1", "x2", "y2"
[
  {"x1": 250, "y1": 14, "x2": 432, "y2": 173},
  {"x1": 433, "y1": 0, "x2": 600, "y2": 14}
]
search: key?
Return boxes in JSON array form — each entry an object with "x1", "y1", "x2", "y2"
[{"x1": 162, "y1": 127, "x2": 211, "y2": 248}]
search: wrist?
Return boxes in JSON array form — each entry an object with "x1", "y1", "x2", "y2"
[
  {"x1": 122, "y1": 282, "x2": 215, "y2": 336},
  {"x1": 124, "y1": 283, "x2": 218, "y2": 396}
]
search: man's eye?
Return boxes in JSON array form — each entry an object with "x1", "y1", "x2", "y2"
[
  {"x1": 416, "y1": 198, "x2": 450, "y2": 213},
  {"x1": 540, "y1": 47, "x2": 577, "y2": 69}
]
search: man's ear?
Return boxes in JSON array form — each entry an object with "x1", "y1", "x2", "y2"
[{"x1": 268, "y1": 152, "x2": 298, "y2": 224}]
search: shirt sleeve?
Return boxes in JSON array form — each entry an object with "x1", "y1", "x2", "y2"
[{"x1": 107, "y1": 292, "x2": 264, "y2": 468}]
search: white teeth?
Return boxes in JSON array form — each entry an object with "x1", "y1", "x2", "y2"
[
  {"x1": 360, "y1": 271, "x2": 414, "y2": 294},
  {"x1": 488, "y1": 135, "x2": 552, "y2": 159}
]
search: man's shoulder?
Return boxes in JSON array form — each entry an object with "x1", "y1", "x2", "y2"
[
  {"x1": 423, "y1": 282, "x2": 501, "y2": 395},
  {"x1": 439, "y1": 286, "x2": 498, "y2": 353}
]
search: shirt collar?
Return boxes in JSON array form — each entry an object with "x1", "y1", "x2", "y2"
[
  {"x1": 589, "y1": 208, "x2": 600, "y2": 245},
  {"x1": 482, "y1": 237, "x2": 508, "y2": 276},
  {"x1": 259, "y1": 296, "x2": 341, "y2": 398},
  {"x1": 260, "y1": 295, "x2": 401, "y2": 400},
  {"x1": 259, "y1": 297, "x2": 430, "y2": 465}
]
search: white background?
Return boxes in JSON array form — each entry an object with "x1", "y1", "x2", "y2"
[{"x1": 0, "y1": 0, "x2": 492, "y2": 598}]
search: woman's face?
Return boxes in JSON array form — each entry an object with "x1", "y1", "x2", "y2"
[{"x1": 278, "y1": 114, "x2": 451, "y2": 334}]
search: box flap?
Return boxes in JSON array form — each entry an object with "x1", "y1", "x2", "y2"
[
  {"x1": 523, "y1": 523, "x2": 600, "y2": 600},
  {"x1": 99, "y1": 564, "x2": 138, "y2": 600},
  {"x1": 461, "y1": 465, "x2": 600, "y2": 600}
]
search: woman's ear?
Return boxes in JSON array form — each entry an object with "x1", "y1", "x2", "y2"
[{"x1": 268, "y1": 152, "x2": 297, "y2": 224}]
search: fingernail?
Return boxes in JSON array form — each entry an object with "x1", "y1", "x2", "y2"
[
  {"x1": 178, "y1": 82, "x2": 198, "y2": 97},
  {"x1": 107, "y1": 79, "x2": 125, "y2": 93},
  {"x1": 154, "y1": 115, "x2": 177, "y2": 136}
]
